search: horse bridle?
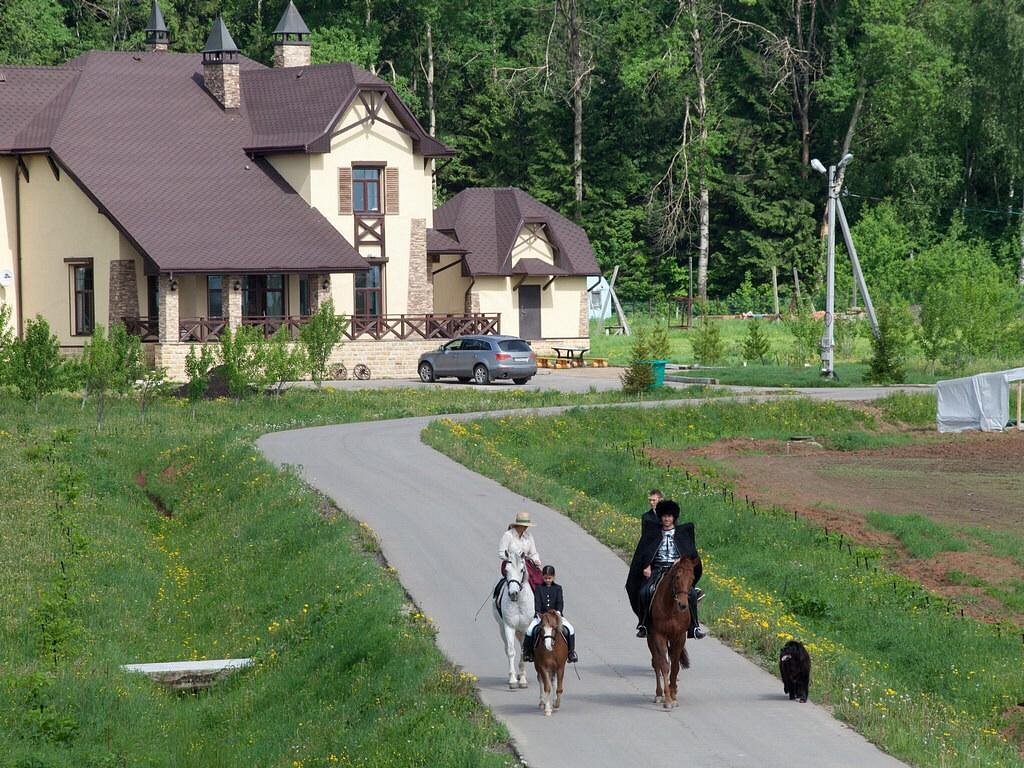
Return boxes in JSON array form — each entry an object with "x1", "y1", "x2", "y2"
[{"x1": 505, "y1": 577, "x2": 524, "y2": 601}]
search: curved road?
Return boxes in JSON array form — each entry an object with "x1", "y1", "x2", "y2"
[{"x1": 258, "y1": 390, "x2": 911, "y2": 768}]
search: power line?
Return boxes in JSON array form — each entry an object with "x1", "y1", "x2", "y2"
[{"x1": 844, "y1": 190, "x2": 1024, "y2": 219}]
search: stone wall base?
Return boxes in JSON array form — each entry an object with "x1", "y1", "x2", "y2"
[{"x1": 150, "y1": 336, "x2": 594, "y2": 382}]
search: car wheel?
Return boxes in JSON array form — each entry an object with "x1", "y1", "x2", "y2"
[
  {"x1": 418, "y1": 362, "x2": 435, "y2": 383},
  {"x1": 512, "y1": 377, "x2": 530, "y2": 385},
  {"x1": 457, "y1": 377, "x2": 471, "y2": 383},
  {"x1": 473, "y1": 364, "x2": 491, "y2": 385}
]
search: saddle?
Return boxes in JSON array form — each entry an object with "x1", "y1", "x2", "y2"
[{"x1": 640, "y1": 568, "x2": 668, "y2": 617}]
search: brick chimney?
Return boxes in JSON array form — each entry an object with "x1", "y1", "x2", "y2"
[
  {"x1": 202, "y1": 17, "x2": 240, "y2": 110},
  {"x1": 144, "y1": 0, "x2": 169, "y2": 52},
  {"x1": 273, "y1": 1, "x2": 311, "y2": 68}
]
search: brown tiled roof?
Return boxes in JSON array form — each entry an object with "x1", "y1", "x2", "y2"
[
  {"x1": 425, "y1": 228, "x2": 466, "y2": 254},
  {"x1": 242, "y1": 62, "x2": 455, "y2": 157},
  {"x1": 511, "y1": 258, "x2": 569, "y2": 276},
  {"x1": 432, "y1": 188, "x2": 599, "y2": 277},
  {"x1": 0, "y1": 51, "x2": 368, "y2": 274}
]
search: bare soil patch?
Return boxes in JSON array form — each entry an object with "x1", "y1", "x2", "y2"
[{"x1": 649, "y1": 430, "x2": 1024, "y2": 626}]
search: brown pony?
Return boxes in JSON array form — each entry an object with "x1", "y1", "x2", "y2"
[
  {"x1": 533, "y1": 611, "x2": 568, "y2": 716},
  {"x1": 646, "y1": 556, "x2": 699, "y2": 708}
]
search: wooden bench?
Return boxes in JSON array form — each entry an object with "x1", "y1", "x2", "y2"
[
  {"x1": 550, "y1": 345, "x2": 589, "y2": 367},
  {"x1": 603, "y1": 325, "x2": 626, "y2": 335}
]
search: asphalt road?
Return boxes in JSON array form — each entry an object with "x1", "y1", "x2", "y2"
[{"x1": 258, "y1": 391, "x2": 914, "y2": 768}]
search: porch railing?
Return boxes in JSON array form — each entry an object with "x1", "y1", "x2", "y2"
[{"x1": 121, "y1": 313, "x2": 501, "y2": 342}]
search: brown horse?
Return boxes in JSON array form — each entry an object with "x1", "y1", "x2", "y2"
[
  {"x1": 533, "y1": 611, "x2": 568, "y2": 715},
  {"x1": 646, "y1": 556, "x2": 699, "y2": 709}
]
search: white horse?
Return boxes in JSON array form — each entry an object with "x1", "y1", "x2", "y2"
[{"x1": 493, "y1": 549, "x2": 535, "y2": 689}]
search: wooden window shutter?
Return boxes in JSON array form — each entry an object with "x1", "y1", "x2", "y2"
[
  {"x1": 338, "y1": 167, "x2": 353, "y2": 215},
  {"x1": 385, "y1": 167, "x2": 399, "y2": 215}
]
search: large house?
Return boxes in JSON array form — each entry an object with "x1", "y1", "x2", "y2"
[{"x1": 0, "y1": 2, "x2": 598, "y2": 379}]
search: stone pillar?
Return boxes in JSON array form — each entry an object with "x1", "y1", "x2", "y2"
[
  {"x1": 157, "y1": 274, "x2": 178, "y2": 343},
  {"x1": 406, "y1": 219, "x2": 433, "y2": 314},
  {"x1": 579, "y1": 285, "x2": 590, "y2": 337},
  {"x1": 108, "y1": 260, "x2": 140, "y2": 327},
  {"x1": 225, "y1": 274, "x2": 242, "y2": 332},
  {"x1": 204, "y1": 62, "x2": 240, "y2": 110},
  {"x1": 314, "y1": 273, "x2": 333, "y2": 310},
  {"x1": 464, "y1": 286, "x2": 480, "y2": 314},
  {"x1": 273, "y1": 43, "x2": 311, "y2": 68}
]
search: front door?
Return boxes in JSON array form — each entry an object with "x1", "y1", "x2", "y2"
[{"x1": 518, "y1": 285, "x2": 541, "y2": 340}]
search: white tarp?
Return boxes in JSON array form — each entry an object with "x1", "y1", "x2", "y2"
[{"x1": 936, "y1": 367, "x2": 1024, "y2": 432}]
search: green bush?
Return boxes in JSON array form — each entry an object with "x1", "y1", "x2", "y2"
[
  {"x1": 300, "y1": 300, "x2": 347, "y2": 387},
  {"x1": 218, "y1": 325, "x2": 265, "y2": 399},
  {"x1": 784, "y1": 302, "x2": 821, "y2": 365},
  {"x1": 647, "y1": 322, "x2": 671, "y2": 361},
  {"x1": 867, "y1": 301, "x2": 914, "y2": 384},
  {"x1": 184, "y1": 344, "x2": 216, "y2": 413},
  {"x1": 0, "y1": 303, "x2": 13, "y2": 387},
  {"x1": 693, "y1": 320, "x2": 724, "y2": 365},
  {"x1": 263, "y1": 328, "x2": 308, "y2": 395},
  {"x1": 9, "y1": 315, "x2": 62, "y2": 405},
  {"x1": 741, "y1": 318, "x2": 771, "y2": 364},
  {"x1": 620, "y1": 326, "x2": 654, "y2": 393},
  {"x1": 79, "y1": 324, "x2": 143, "y2": 428}
]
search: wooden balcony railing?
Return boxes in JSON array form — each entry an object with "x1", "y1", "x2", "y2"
[{"x1": 122, "y1": 313, "x2": 501, "y2": 342}]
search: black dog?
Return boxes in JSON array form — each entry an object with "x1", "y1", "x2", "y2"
[{"x1": 779, "y1": 640, "x2": 811, "y2": 702}]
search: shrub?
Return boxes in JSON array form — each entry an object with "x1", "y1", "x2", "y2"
[
  {"x1": 726, "y1": 272, "x2": 774, "y2": 314},
  {"x1": 263, "y1": 328, "x2": 308, "y2": 396},
  {"x1": 218, "y1": 325, "x2": 265, "y2": 399},
  {"x1": 692, "y1": 319, "x2": 724, "y2": 365},
  {"x1": 9, "y1": 315, "x2": 62, "y2": 405},
  {"x1": 184, "y1": 344, "x2": 216, "y2": 414},
  {"x1": 79, "y1": 324, "x2": 142, "y2": 428},
  {"x1": 137, "y1": 365, "x2": 170, "y2": 420},
  {"x1": 784, "y1": 302, "x2": 821, "y2": 365},
  {"x1": 620, "y1": 326, "x2": 654, "y2": 393},
  {"x1": 866, "y1": 301, "x2": 913, "y2": 384},
  {"x1": 0, "y1": 303, "x2": 13, "y2": 386},
  {"x1": 741, "y1": 319, "x2": 771, "y2": 364},
  {"x1": 647, "y1": 322, "x2": 672, "y2": 361},
  {"x1": 300, "y1": 300, "x2": 347, "y2": 387},
  {"x1": 833, "y1": 316, "x2": 861, "y2": 360}
]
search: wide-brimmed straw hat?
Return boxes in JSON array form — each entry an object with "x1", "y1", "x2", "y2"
[{"x1": 509, "y1": 511, "x2": 535, "y2": 529}]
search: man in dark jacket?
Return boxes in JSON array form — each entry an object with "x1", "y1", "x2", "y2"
[
  {"x1": 626, "y1": 489, "x2": 663, "y2": 623},
  {"x1": 625, "y1": 499, "x2": 706, "y2": 639}
]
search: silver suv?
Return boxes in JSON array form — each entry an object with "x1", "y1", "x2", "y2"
[{"x1": 417, "y1": 335, "x2": 537, "y2": 385}]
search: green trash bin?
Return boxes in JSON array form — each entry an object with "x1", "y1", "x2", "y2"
[{"x1": 648, "y1": 359, "x2": 668, "y2": 389}]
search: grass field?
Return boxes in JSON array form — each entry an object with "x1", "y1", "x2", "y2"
[
  {"x1": 423, "y1": 396, "x2": 1024, "y2": 767},
  {"x1": 0, "y1": 384, "x2": 716, "y2": 768},
  {"x1": 590, "y1": 317, "x2": 1024, "y2": 388}
]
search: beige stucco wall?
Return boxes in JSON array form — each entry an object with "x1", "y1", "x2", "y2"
[
  {"x1": 0, "y1": 157, "x2": 17, "y2": 328},
  {"x1": 475, "y1": 275, "x2": 588, "y2": 340},
  {"x1": 18, "y1": 155, "x2": 148, "y2": 347},
  {"x1": 510, "y1": 224, "x2": 556, "y2": 266},
  {"x1": 431, "y1": 255, "x2": 469, "y2": 314},
  {"x1": 266, "y1": 98, "x2": 433, "y2": 317}
]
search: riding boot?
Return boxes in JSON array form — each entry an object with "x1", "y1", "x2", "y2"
[
  {"x1": 566, "y1": 631, "x2": 578, "y2": 663},
  {"x1": 522, "y1": 633, "x2": 534, "y2": 662},
  {"x1": 687, "y1": 587, "x2": 706, "y2": 639}
]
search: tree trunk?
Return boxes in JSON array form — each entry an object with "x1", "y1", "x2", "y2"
[
  {"x1": 821, "y1": 77, "x2": 866, "y2": 240},
  {"x1": 568, "y1": 0, "x2": 584, "y2": 220},
  {"x1": 771, "y1": 265, "x2": 780, "y2": 318},
  {"x1": 424, "y1": 21, "x2": 437, "y2": 199},
  {"x1": 1019, "y1": 193, "x2": 1024, "y2": 285},
  {"x1": 793, "y1": 266, "x2": 801, "y2": 306},
  {"x1": 691, "y1": 0, "x2": 710, "y2": 301}
]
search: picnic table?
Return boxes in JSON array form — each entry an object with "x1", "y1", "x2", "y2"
[{"x1": 551, "y1": 345, "x2": 589, "y2": 366}]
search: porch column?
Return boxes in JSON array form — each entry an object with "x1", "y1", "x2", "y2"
[
  {"x1": 108, "y1": 260, "x2": 139, "y2": 328},
  {"x1": 406, "y1": 219, "x2": 433, "y2": 314},
  {"x1": 314, "y1": 273, "x2": 332, "y2": 310},
  {"x1": 225, "y1": 274, "x2": 243, "y2": 332},
  {"x1": 157, "y1": 274, "x2": 178, "y2": 343}
]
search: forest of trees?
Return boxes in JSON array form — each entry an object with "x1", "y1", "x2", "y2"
[{"x1": 5, "y1": 0, "x2": 1024, "y2": 306}]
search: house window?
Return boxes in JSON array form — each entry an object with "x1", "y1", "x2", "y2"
[
  {"x1": 147, "y1": 275, "x2": 159, "y2": 318},
  {"x1": 299, "y1": 275, "x2": 311, "y2": 316},
  {"x1": 354, "y1": 264, "x2": 383, "y2": 317},
  {"x1": 71, "y1": 263, "x2": 94, "y2": 335},
  {"x1": 353, "y1": 168, "x2": 381, "y2": 213},
  {"x1": 243, "y1": 274, "x2": 286, "y2": 317},
  {"x1": 207, "y1": 276, "x2": 223, "y2": 318}
]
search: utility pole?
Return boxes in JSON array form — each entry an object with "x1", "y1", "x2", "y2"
[{"x1": 810, "y1": 153, "x2": 878, "y2": 379}]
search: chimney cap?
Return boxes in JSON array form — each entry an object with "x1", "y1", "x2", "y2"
[
  {"x1": 203, "y1": 16, "x2": 240, "y2": 55},
  {"x1": 145, "y1": 0, "x2": 169, "y2": 34},
  {"x1": 273, "y1": 1, "x2": 311, "y2": 39}
]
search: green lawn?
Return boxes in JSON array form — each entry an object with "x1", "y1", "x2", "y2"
[
  {"x1": 0, "y1": 385, "x2": 714, "y2": 768},
  {"x1": 423, "y1": 399, "x2": 1024, "y2": 768}
]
